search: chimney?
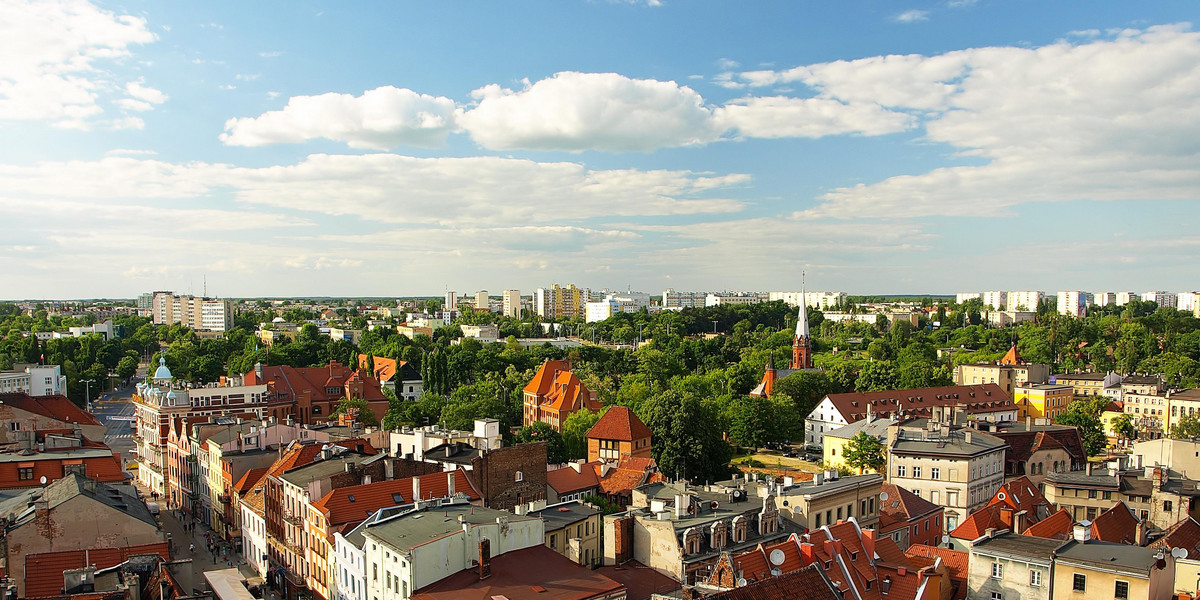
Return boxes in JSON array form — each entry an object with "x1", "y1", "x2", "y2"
[
  {"x1": 675, "y1": 494, "x2": 688, "y2": 518},
  {"x1": 800, "y1": 542, "x2": 816, "y2": 566},
  {"x1": 478, "y1": 538, "x2": 492, "y2": 579},
  {"x1": 984, "y1": 527, "x2": 996, "y2": 539},
  {"x1": 862, "y1": 528, "x2": 877, "y2": 559},
  {"x1": 1073, "y1": 524, "x2": 1091, "y2": 542},
  {"x1": 570, "y1": 460, "x2": 582, "y2": 474},
  {"x1": 412, "y1": 476, "x2": 422, "y2": 501},
  {"x1": 964, "y1": 430, "x2": 973, "y2": 445},
  {"x1": 1014, "y1": 510, "x2": 1028, "y2": 535},
  {"x1": 998, "y1": 507, "x2": 1013, "y2": 529},
  {"x1": 447, "y1": 472, "x2": 456, "y2": 496}
]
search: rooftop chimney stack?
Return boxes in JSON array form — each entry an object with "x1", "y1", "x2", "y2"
[{"x1": 478, "y1": 538, "x2": 492, "y2": 579}]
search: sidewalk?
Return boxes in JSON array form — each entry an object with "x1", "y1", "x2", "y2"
[{"x1": 133, "y1": 480, "x2": 254, "y2": 588}]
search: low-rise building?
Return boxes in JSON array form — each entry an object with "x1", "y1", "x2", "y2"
[
  {"x1": 522, "y1": 360, "x2": 601, "y2": 432},
  {"x1": 0, "y1": 364, "x2": 66, "y2": 396},
  {"x1": 823, "y1": 415, "x2": 890, "y2": 473},
  {"x1": 1053, "y1": 371, "x2": 1124, "y2": 397},
  {"x1": 878, "y1": 482, "x2": 945, "y2": 549},
  {"x1": 458, "y1": 324, "x2": 499, "y2": 344},
  {"x1": 0, "y1": 390, "x2": 104, "y2": 441},
  {"x1": 527, "y1": 500, "x2": 603, "y2": 567},
  {"x1": 1043, "y1": 463, "x2": 1200, "y2": 531},
  {"x1": 1014, "y1": 383, "x2": 1074, "y2": 421},
  {"x1": 749, "y1": 471, "x2": 884, "y2": 530},
  {"x1": 954, "y1": 344, "x2": 1051, "y2": 395},
  {"x1": 388, "y1": 419, "x2": 502, "y2": 461},
  {"x1": 1053, "y1": 535, "x2": 1176, "y2": 600},
  {"x1": 967, "y1": 532, "x2": 1064, "y2": 600}
]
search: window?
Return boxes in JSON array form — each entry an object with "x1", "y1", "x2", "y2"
[
  {"x1": 18, "y1": 467, "x2": 32, "y2": 481},
  {"x1": 897, "y1": 465, "x2": 906, "y2": 478},
  {"x1": 1165, "y1": 500, "x2": 1174, "y2": 512},
  {"x1": 991, "y1": 593, "x2": 1002, "y2": 600},
  {"x1": 1088, "y1": 490, "x2": 1097, "y2": 499},
  {"x1": 1073, "y1": 573, "x2": 1086, "y2": 591},
  {"x1": 1115, "y1": 581, "x2": 1128, "y2": 599},
  {"x1": 992, "y1": 563, "x2": 1003, "y2": 579},
  {"x1": 931, "y1": 468, "x2": 940, "y2": 480},
  {"x1": 515, "y1": 470, "x2": 523, "y2": 482},
  {"x1": 913, "y1": 466, "x2": 922, "y2": 478},
  {"x1": 1030, "y1": 570, "x2": 1042, "y2": 587}
]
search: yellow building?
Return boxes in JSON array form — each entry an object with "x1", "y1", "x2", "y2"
[
  {"x1": 530, "y1": 501, "x2": 604, "y2": 567},
  {"x1": 396, "y1": 323, "x2": 434, "y2": 339},
  {"x1": 1052, "y1": 537, "x2": 1174, "y2": 600},
  {"x1": 823, "y1": 415, "x2": 889, "y2": 472},
  {"x1": 1053, "y1": 372, "x2": 1112, "y2": 397},
  {"x1": 1014, "y1": 383, "x2": 1075, "y2": 421}
]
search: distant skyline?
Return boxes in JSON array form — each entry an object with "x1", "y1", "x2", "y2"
[{"x1": 3, "y1": 1, "x2": 1199, "y2": 298}]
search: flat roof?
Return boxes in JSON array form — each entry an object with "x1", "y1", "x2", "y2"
[
  {"x1": 363, "y1": 503, "x2": 538, "y2": 554},
  {"x1": 531, "y1": 501, "x2": 601, "y2": 531},
  {"x1": 1055, "y1": 540, "x2": 1161, "y2": 575},
  {"x1": 972, "y1": 533, "x2": 1066, "y2": 562}
]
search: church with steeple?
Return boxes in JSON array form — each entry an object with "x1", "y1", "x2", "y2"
[{"x1": 750, "y1": 302, "x2": 818, "y2": 397}]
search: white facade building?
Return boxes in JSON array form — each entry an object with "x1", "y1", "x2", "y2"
[
  {"x1": 955, "y1": 292, "x2": 982, "y2": 304},
  {"x1": 444, "y1": 291, "x2": 457, "y2": 311},
  {"x1": 458, "y1": 324, "x2": 499, "y2": 344},
  {"x1": 768, "y1": 291, "x2": 847, "y2": 310},
  {"x1": 501, "y1": 290, "x2": 521, "y2": 318},
  {"x1": 1006, "y1": 290, "x2": 1044, "y2": 311},
  {"x1": 1115, "y1": 291, "x2": 1137, "y2": 306},
  {"x1": 661, "y1": 289, "x2": 707, "y2": 309},
  {"x1": 1142, "y1": 291, "x2": 1178, "y2": 309},
  {"x1": 241, "y1": 500, "x2": 268, "y2": 578},
  {"x1": 1056, "y1": 291, "x2": 1093, "y2": 317},
  {"x1": 389, "y1": 419, "x2": 502, "y2": 463},
  {"x1": 0, "y1": 364, "x2": 66, "y2": 396},
  {"x1": 1094, "y1": 292, "x2": 1115, "y2": 306},
  {"x1": 151, "y1": 291, "x2": 234, "y2": 332},
  {"x1": 1178, "y1": 292, "x2": 1200, "y2": 312},
  {"x1": 982, "y1": 291, "x2": 1007, "y2": 310},
  {"x1": 704, "y1": 292, "x2": 767, "y2": 307},
  {"x1": 362, "y1": 502, "x2": 542, "y2": 600}
]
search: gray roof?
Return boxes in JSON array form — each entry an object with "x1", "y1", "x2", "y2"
[
  {"x1": 280, "y1": 454, "x2": 369, "y2": 486},
  {"x1": 530, "y1": 501, "x2": 600, "y2": 531},
  {"x1": 1045, "y1": 470, "x2": 1120, "y2": 489},
  {"x1": 757, "y1": 473, "x2": 884, "y2": 499},
  {"x1": 972, "y1": 532, "x2": 1067, "y2": 562},
  {"x1": 890, "y1": 427, "x2": 1007, "y2": 457},
  {"x1": 826, "y1": 416, "x2": 891, "y2": 441},
  {"x1": 363, "y1": 503, "x2": 538, "y2": 554},
  {"x1": 5, "y1": 473, "x2": 158, "y2": 529},
  {"x1": 1055, "y1": 540, "x2": 1163, "y2": 576}
]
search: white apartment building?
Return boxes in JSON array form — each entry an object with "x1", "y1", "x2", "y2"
[
  {"x1": 1115, "y1": 291, "x2": 1137, "y2": 305},
  {"x1": 241, "y1": 491, "x2": 268, "y2": 578},
  {"x1": 389, "y1": 419, "x2": 502, "y2": 463},
  {"x1": 333, "y1": 507, "x2": 411, "y2": 600},
  {"x1": 1057, "y1": 291, "x2": 1093, "y2": 317},
  {"x1": 1007, "y1": 290, "x2": 1044, "y2": 311},
  {"x1": 982, "y1": 291, "x2": 1007, "y2": 310},
  {"x1": 473, "y1": 290, "x2": 489, "y2": 311},
  {"x1": 501, "y1": 290, "x2": 521, "y2": 318},
  {"x1": 704, "y1": 292, "x2": 767, "y2": 307},
  {"x1": 1178, "y1": 292, "x2": 1200, "y2": 312},
  {"x1": 362, "y1": 502, "x2": 542, "y2": 600},
  {"x1": 661, "y1": 289, "x2": 707, "y2": 309},
  {"x1": 444, "y1": 291, "x2": 457, "y2": 311},
  {"x1": 151, "y1": 291, "x2": 234, "y2": 332},
  {"x1": 458, "y1": 324, "x2": 499, "y2": 344},
  {"x1": 955, "y1": 292, "x2": 982, "y2": 304},
  {"x1": 0, "y1": 364, "x2": 66, "y2": 396},
  {"x1": 1143, "y1": 291, "x2": 1179, "y2": 309},
  {"x1": 1095, "y1": 292, "x2": 1115, "y2": 306},
  {"x1": 585, "y1": 292, "x2": 650, "y2": 323},
  {"x1": 768, "y1": 291, "x2": 847, "y2": 310}
]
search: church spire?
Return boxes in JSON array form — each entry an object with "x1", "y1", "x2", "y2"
[{"x1": 791, "y1": 270, "x2": 813, "y2": 370}]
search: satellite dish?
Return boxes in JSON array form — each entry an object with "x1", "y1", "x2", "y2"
[
  {"x1": 879, "y1": 491, "x2": 889, "y2": 501},
  {"x1": 941, "y1": 534, "x2": 951, "y2": 544},
  {"x1": 39, "y1": 476, "x2": 46, "y2": 485},
  {"x1": 769, "y1": 549, "x2": 786, "y2": 566},
  {"x1": 997, "y1": 492, "x2": 1006, "y2": 501},
  {"x1": 736, "y1": 578, "x2": 748, "y2": 587},
  {"x1": 1172, "y1": 547, "x2": 1188, "y2": 559}
]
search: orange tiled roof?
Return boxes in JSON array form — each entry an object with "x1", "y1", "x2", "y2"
[
  {"x1": 1000, "y1": 344, "x2": 1021, "y2": 365},
  {"x1": 244, "y1": 361, "x2": 387, "y2": 403},
  {"x1": 950, "y1": 506, "x2": 1005, "y2": 540},
  {"x1": 732, "y1": 547, "x2": 772, "y2": 583},
  {"x1": 523, "y1": 360, "x2": 572, "y2": 395},
  {"x1": 988, "y1": 475, "x2": 1050, "y2": 514},
  {"x1": 904, "y1": 544, "x2": 968, "y2": 580},
  {"x1": 546, "y1": 462, "x2": 600, "y2": 495},
  {"x1": 1151, "y1": 516, "x2": 1200, "y2": 558},
  {"x1": 586, "y1": 406, "x2": 652, "y2": 442},
  {"x1": 544, "y1": 371, "x2": 597, "y2": 413},
  {"x1": 233, "y1": 467, "x2": 269, "y2": 494},
  {"x1": 0, "y1": 452, "x2": 125, "y2": 489},
  {"x1": 0, "y1": 393, "x2": 103, "y2": 426},
  {"x1": 597, "y1": 456, "x2": 658, "y2": 496},
  {"x1": 313, "y1": 470, "x2": 480, "y2": 528},
  {"x1": 1090, "y1": 502, "x2": 1139, "y2": 544},
  {"x1": 878, "y1": 483, "x2": 941, "y2": 533},
  {"x1": 1023, "y1": 509, "x2": 1074, "y2": 540},
  {"x1": 24, "y1": 542, "x2": 170, "y2": 597},
  {"x1": 358, "y1": 354, "x2": 398, "y2": 382}
]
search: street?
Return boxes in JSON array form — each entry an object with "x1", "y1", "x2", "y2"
[{"x1": 92, "y1": 372, "x2": 140, "y2": 464}]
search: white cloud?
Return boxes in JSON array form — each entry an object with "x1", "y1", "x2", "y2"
[
  {"x1": 125, "y1": 79, "x2": 167, "y2": 104},
  {"x1": 715, "y1": 96, "x2": 913, "y2": 138},
  {"x1": 0, "y1": 0, "x2": 156, "y2": 125},
  {"x1": 235, "y1": 73, "x2": 260, "y2": 81},
  {"x1": 459, "y1": 72, "x2": 723, "y2": 152},
  {"x1": 220, "y1": 86, "x2": 458, "y2": 149},
  {"x1": 772, "y1": 24, "x2": 1200, "y2": 219},
  {"x1": 115, "y1": 98, "x2": 153, "y2": 112},
  {"x1": 259, "y1": 51, "x2": 283, "y2": 58},
  {"x1": 105, "y1": 148, "x2": 157, "y2": 156},
  {"x1": 947, "y1": 0, "x2": 978, "y2": 7},
  {"x1": 893, "y1": 10, "x2": 930, "y2": 23}
]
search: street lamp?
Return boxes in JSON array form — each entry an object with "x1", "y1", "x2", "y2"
[{"x1": 82, "y1": 378, "x2": 96, "y2": 410}]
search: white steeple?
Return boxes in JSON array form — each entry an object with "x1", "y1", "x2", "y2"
[{"x1": 795, "y1": 303, "x2": 809, "y2": 338}]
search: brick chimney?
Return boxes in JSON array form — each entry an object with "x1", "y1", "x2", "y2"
[
  {"x1": 478, "y1": 538, "x2": 491, "y2": 580},
  {"x1": 862, "y1": 528, "x2": 877, "y2": 560},
  {"x1": 800, "y1": 542, "x2": 815, "y2": 566}
]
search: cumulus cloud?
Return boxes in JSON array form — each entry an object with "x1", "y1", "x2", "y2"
[
  {"x1": 893, "y1": 10, "x2": 930, "y2": 23},
  {"x1": 0, "y1": 0, "x2": 157, "y2": 126},
  {"x1": 459, "y1": 72, "x2": 723, "y2": 152},
  {"x1": 715, "y1": 96, "x2": 913, "y2": 138},
  {"x1": 220, "y1": 86, "x2": 458, "y2": 149}
]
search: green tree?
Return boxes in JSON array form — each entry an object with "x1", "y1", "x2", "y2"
[
  {"x1": 636, "y1": 389, "x2": 732, "y2": 483},
  {"x1": 843, "y1": 432, "x2": 886, "y2": 473},
  {"x1": 116, "y1": 355, "x2": 138, "y2": 381},
  {"x1": 331, "y1": 397, "x2": 379, "y2": 427},
  {"x1": 1055, "y1": 397, "x2": 1108, "y2": 456},
  {"x1": 1112, "y1": 413, "x2": 1136, "y2": 444},
  {"x1": 514, "y1": 422, "x2": 567, "y2": 464},
  {"x1": 1171, "y1": 414, "x2": 1200, "y2": 440},
  {"x1": 728, "y1": 395, "x2": 773, "y2": 451},
  {"x1": 855, "y1": 361, "x2": 899, "y2": 392},
  {"x1": 561, "y1": 408, "x2": 605, "y2": 460}
]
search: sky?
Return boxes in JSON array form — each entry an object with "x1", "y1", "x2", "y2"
[{"x1": 3, "y1": 0, "x2": 1200, "y2": 300}]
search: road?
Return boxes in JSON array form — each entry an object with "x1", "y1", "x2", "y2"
[{"x1": 91, "y1": 366, "x2": 145, "y2": 465}]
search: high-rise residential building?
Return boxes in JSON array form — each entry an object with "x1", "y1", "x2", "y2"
[
  {"x1": 534, "y1": 284, "x2": 587, "y2": 319},
  {"x1": 704, "y1": 292, "x2": 767, "y2": 307},
  {"x1": 1115, "y1": 291, "x2": 1136, "y2": 306},
  {"x1": 1094, "y1": 292, "x2": 1115, "y2": 306},
  {"x1": 661, "y1": 289, "x2": 707, "y2": 309},
  {"x1": 982, "y1": 291, "x2": 1007, "y2": 310},
  {"x1": 444, "y1": 291, "x2": 458, "y2": 311},
  {"x1": 1142, "y1": 291, "x2": 1178, "y2": 308},
  {"x1": 956, "y1": 292, "x2": 982, "y2": 304},
  {"x1": 502, "y1": 289, "x2": 521, "y2": 318},
  {"x1": 149, "y1": 291, "x2": 234, "y2": 331},
  {"x1": 1178, "y1": 292, "x2": 1200, "y2": 312},
  {"x1": 474, "y1": 290, "x2": 489, "y2": 311},
  {"x1": 1006, "y1": 290, "x2": 1044, "y2": 311},
  {"x1": 1056, "y1": 291, "x2": 1093, "y2": 317},
  {"x1": 768, "y1": 291, "x2": 847, "y2": 309}
]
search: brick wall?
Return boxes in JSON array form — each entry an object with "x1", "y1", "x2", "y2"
[{"x1": 470, "y1": 442, "x2": 548, "y2": 511}]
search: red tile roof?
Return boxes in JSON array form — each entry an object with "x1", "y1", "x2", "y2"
[
  {"x1": 594, "y1": 561, "x2": 679, "y2": 600},
  {"x1": 824, "y1": 384, "x2": 1012, "y2": 424},
  {"x1": 1023, "y1": 509, "x2": 1074, "y2": 540},
  {"x1": 411, "y1": 544, "x2": 624, "y2": 600},
  {"x1": 313, "y1": 470, "x2": 480, "y2": 529},
  {"x1": 524, "y1": 360, "x2": 572, "y2": 396},
  {"x1": 1090, "y1": 502, "x2": 1139, "y2": 545},
  {"x1": 1151, "y1": 516, "x2": 1200, "y2": 558},
  {"x1": 1000, "y1": 344, "x2": 1022, "y2": 365},
  {"x1": 244, "y1": 361, "x2": 387, "y2": 404},
  {"x1": 988, "y1": 476, "x2": 1050, "y2": 515},
  {"x1": 24, "y1": 542, "x2": 171, "y2": 597},
  {"x1": 0, "y1": 451, "x2": 125, "y2": 489},
  {"x1": 546, "y1": 462, "x2": 600, "y2": 495},
  {"x1": 878, "y1": 483, "x2": 942, "y2": 533},
  {"x1": 597, "y1": 457, "x2": 659, "y2": 497},
  {"x1": 358, "y1": 354, "x2": 398, "y2": 382},
  {"x1": 904, "y1": 544, "x2": 968, "y2": 581},
  {"x1": 233, "y1": 467, "x2": 269, "y2": 495},
  {"x1": 706, "y1": 565, "x2": 840, "y2": 600},
  {"x1": 586, "y1": 406, "x2": 651, "y2": 442},
  {"x1": 950, "y1": 506, "x2": 1006, "y2": 541},
  {"x1": 0, "y1": 393, "x2": 103, "y2": 426}
]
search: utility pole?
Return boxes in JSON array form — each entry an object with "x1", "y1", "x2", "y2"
[{"x1": 83, "y1": 378, "x2": 96, "y2": 410}]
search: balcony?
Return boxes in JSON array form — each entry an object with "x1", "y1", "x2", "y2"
[
  {"x1": 219, "y1": 494, "x2": 231, "y2": 504},
  {"x1": 283, "y1": 510, "x2": 303, "y2": 526}
]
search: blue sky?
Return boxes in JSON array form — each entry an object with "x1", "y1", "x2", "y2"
[{"x1": 3, "y1": 0, "x2": 1199, "y2": 299}]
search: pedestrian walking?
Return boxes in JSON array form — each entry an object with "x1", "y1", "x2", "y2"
[{"x1": 189, "y1": 543, "x2": 195, "y2": 553}]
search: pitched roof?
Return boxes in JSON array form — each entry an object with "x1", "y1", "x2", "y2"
[
  {"x1": 411, "y1": 544, "x2": 624, "y2": 600},
  {"x1": 244, "y1": 361, "x2": 386, "y2": 403},
  {"x1": 950, "y1": 506, "x2": 1006, "y2": 540},
  {"x1": 523, "y1": 360, "x2": 572, "y2": 395},
  {"x1": 596, "y1": 456, "x2": 660, "y2": 497},
  {"x1": 0, "y1": 393, "x2": 103, "y2": 426},
  {"x1": 544, "y1": 371, "x2": 597, "y2": 413},
  {"x1": 878, "y1": 483, "x2": 941, "y2": 532},
  {"x1": 313, "y1": 470, "x2": 480, "y2": 529},
  {"x1": 586, "y1": 406, "x2": 651, "y2": 442},
  {"x1": 546, "y1": 462, "x2": 600, "y2": 495},
  {"x1": 706, "y1": 564, "x2": 840, "y2": 600},
  {"x1": 1090, "y1": 502, "x2": 1139, "y2": 545},
  {"x1": 358, "y1": 354, "x2": 398, "y2": 382},
  {"x1": 823, "y1": 384, "x2": 1012, "y2": 424},
  {"x1": 23, "y1": 543, "x2": 171, "y2": 598},
  {"x1": 1150, "y1": 516, "x2": 1200, "y2": 558},
  {"x1": 988, "y1": 476, "x2": 1051, "y2": 515},
  {"x1": 1000, "y1": 343, "x2": 1022, "y2": 365},
  {"x1": 1023, "y1": 509, "x2": 1074, "y2": 540},
  {"x1": 994, "y1": 427, "x2": 1085, "y2": 466},
  {"x1": 904, "y1": 544, "x2": 968, "y2": 580},
  {"x1": 232, "y1": 467, "x2": 269, "y2": 495}
]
